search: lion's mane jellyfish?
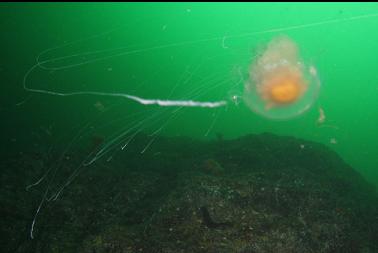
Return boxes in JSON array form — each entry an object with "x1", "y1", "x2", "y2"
[{"x1": 243, "y1": 36, "x2": 320, "y2": 120}]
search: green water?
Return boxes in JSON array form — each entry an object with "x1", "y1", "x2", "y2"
[{"x1": 1, "y1": 2, "x2": 378, "y2": 188}]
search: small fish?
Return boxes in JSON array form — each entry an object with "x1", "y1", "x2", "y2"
[{"x1": 200, "y1": 206, "x2": 232, "y2": 229}]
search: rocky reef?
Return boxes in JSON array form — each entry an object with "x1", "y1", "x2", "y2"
[{"x1": 1, "y1": 133, "x2": 377, "y2": 252}]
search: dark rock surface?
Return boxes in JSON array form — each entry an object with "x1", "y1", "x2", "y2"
[{"x1": 1, "y1": 133, "x2": 377, "y2": 252}]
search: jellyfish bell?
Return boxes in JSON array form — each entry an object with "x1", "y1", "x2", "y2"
[{"x1": 243, "y1": 36, "x2": 320, "y2": 120}]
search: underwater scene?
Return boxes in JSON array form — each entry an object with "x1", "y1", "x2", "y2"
[{"x1": 1, "y1": 3, "x2": 378, "y2": 253}]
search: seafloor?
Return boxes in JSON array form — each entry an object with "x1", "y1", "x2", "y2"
[{"x1": 1, "y1": 133, "x2": 377, "y2": 253}]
